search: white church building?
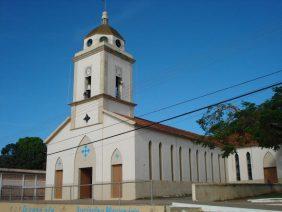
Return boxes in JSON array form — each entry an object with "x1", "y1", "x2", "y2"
[{"x1": 45, "y1": 11, "x2": 282, "y2": 200}]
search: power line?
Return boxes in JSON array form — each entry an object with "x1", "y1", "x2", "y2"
[
  {"x1": 47, "y1": 81, "x2": 281, "y2": 156},
  {"x1": 74, "y1": 68, "x2": 282, "y2": 117},
  {"x1": 3, "y1": 21, "x2": 281, "y2": 142},
  {"x1": 47, "y1": 69, "x2": 282, "y2": 147},
  {"x1": 4, "y1": 22, "x2": 281, "y2": 141},
  {"x1": 54, "y1": 20, "x2": 282, "y2": 117},
  {"x1": 135, "y1": 70, "x2": 282, "y2": 117}
]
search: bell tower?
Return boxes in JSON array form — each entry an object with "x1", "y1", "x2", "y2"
[{"x1": 70, "y1": 10, "x2": 136, "y2": 129}]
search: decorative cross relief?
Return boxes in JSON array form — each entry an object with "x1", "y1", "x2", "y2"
[
  {"x1": 57, "y1": 159, "x2": 62, "y2": 166},
  {"x1": 81, "y1": 145, "x2": 90, "y2": 158},
  {"x1": 83, "y1": 114, "x2": 90, "y2": 123}
]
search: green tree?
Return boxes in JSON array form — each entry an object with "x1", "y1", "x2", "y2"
[
  {"x1": 0, "y1": 137, "x2": 46, "y2": 170},
  {"x1": 197, "y1": 86, "x2": 282, "y2": 157}
]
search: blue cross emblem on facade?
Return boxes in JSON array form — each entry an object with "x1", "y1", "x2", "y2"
[{"x1": 81, "y1": 145, "x2": 90, "y2": 158}]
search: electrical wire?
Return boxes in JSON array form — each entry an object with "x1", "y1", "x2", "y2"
[
  {"x1": 47, "y1": 70, "x2": 282, "y2": 147},
  {"x1": 47, "y1": 81, "x2": 282, "y2": 156}
]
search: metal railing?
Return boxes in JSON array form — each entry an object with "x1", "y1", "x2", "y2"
[
  {"x1": 0, "y1": 180, "x2": 156, "y2": 204},
  {"x1": 0, "y1": 180, "x2": 193, "y2": 204}
]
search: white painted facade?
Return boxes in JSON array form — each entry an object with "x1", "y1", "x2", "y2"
[
  {"x1": 227, "y1": 147, "x2": 282, "y2": 183},
  {"x1": 45, "y1": 11, "x2": 282, "y2": 200}
]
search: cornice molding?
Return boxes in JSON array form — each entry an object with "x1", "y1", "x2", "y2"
[
  {"x1": 73, "y1": 44, "x2": 135, "y2": 64},
  {"x1": 69, "y1": 93, "x2": 137, "y2": 107}
]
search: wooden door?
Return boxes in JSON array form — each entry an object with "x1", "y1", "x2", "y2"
[
  {"x1": 55, "y1": 170, "x2": 63, "y2": 199},
  {"x1": 264, "y1": 167, "x2": 278, "y2": 184},
  {"x1": 112, "y1": 164, "x2": 122, "y2": 198},
  {"x1": 80, "y1": 168, "x2": 92, "y2": 199}
]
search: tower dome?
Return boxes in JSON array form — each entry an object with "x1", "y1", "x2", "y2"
[{"x1": 84, "y1": 11, "x2": 124, "y2": 41}]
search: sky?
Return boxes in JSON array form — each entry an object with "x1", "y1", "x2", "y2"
[{"x1": 0, "y1": 0, "x2": 282, "y2": 149}]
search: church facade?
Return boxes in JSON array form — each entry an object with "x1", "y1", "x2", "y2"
[{"x1": 45, "y1": 11, "x2": 282, "y2": 200}]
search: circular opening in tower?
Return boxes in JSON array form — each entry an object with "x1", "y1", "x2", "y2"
[
  {"x1": 115, "y1": 39, "x2": 121, "y2": 48},
  {"x1": 87, "y1": 39, "x2": 93, "y2": 47}
]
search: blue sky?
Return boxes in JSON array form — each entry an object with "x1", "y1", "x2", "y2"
[{"x1": 0, "y1": 0, "x2": 282, "y2": 149}]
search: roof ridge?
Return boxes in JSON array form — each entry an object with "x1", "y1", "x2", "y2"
[
  {"x1": 116, "y1": 113, "x2": 201, "y2": 141},
  {"x1": 133, "y1": 115, "x2": 200, "y2": 135}
]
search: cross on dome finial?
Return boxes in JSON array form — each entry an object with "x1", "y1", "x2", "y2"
[
  {"x1": 102, "y1": 0, "x2": 108, "y2": 25},
  {"x1": 102, "y1": 11, "x2": 108, "y2": 24}
]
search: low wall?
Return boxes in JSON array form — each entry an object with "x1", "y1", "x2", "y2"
[
  {"x1": 192, "y1": 183, "x2": 282, "y2": 202},
  {"x1": 136, "y1": 181, "x2": 192, "y2": 199},
  {"x1": 44, "y1": 181, "x2": 192, "y2": 201}
]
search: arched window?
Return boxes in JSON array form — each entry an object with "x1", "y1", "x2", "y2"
[
  {"x1": 99, "y1": 36, "x2": 108, "y2": 43},
  {"x1": 159, "y1": 143, "x2": 162, "y2": 180},
  {"x1": 55, "y1": 158, "x2": 63, "y2": 170},
  {"x1": 204, "y1": 152, "x2": 207, "y2": 182},
  {"x1": 224, "y1": 158, "x2": 227, "y2": 182},
  {"x1": 179, "y1": 147, "x2": 182, "y2": 181},
  {"x1": 149, "y1": 141, "x2": 152, "y2": 180},
  {"x1": 211, "y1": 153, "x2": 214, "y2": 182},
  {"x1": 196, "y1": 150, "x2": 199, "y2": 182},
  {"x1": 171, "y1": 145, "x2": 174, "y2": 181},
  {"x1": 218, "y1": 154, "x2": 221, "y2": 182},
  {"x1": 189, "y1": 149, "x2": 192, "y2": 181},
  {"x1": 235, "y1": 153, "x2": 241, "y2": 181},
  {"x1": 246, "y1": 152, "x2": 252, "y2": 180}
]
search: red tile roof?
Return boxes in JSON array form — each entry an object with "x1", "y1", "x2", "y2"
[
  {"x1": 118, "y1": 114, "x2": 257, "y2": 148},
  {"x1": 119, "y1": 114, "x2": 201, "y2": 141}
]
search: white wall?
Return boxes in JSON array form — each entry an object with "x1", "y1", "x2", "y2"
[
  {"x1": 73, "y1": 42, "x2": 133, "y2": 104},
  {"x1": 134, "y1": 128, "x2": 225, "y2": 183},
  {"x1": 227, "y1": 147, "x2": 282, "y2": 182},
  {"x1": 103, "y1": 95, "x2": 134, "y2": 117},
  {"x1": 71, "y1": 98, "x2": 102, "y2": 129},
  {"x1": 73, "y1": 52, "x2": 102, "y2": 102},
  {"x1": 104, "y1": 51, "x2": 132, "y2": 102},
  {"x1": 46, "y1": 112, "x2": 136, "y2": 193}
]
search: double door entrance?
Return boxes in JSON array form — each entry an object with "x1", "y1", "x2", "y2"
[{"x1": 78, "y1": 165, "x2": 123, "y2": 199}]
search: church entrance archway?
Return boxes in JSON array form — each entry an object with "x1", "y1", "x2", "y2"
[
  {"x1": 111, "y1": 149, "x2": 122, "y2": 198},
  {"x1": 74, "y1": 136, "x2": 96, "y2": 199},
  {"x1": 263, "y1": 152, "x2": 278, "y2": 184}
]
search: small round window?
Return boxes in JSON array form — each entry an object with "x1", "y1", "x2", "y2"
[
  {"x1": 115, "y1": 39, "x2": 121, "y2": 48},
  {"x1": 99, "y1": 36, "x2": 108, "y2": 43},
  {"x1": 87, "y1": 39, "x2": 93, "y2": 47}
]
